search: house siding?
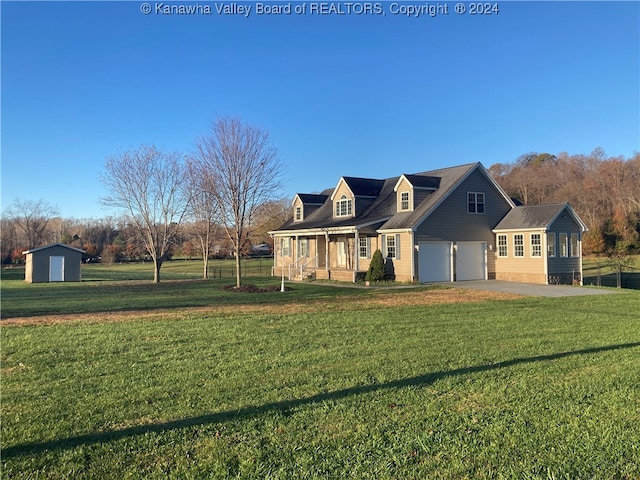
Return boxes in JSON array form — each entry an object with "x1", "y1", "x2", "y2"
[
  {"x1": 547, "y1": 211, "x2": 582, "y2": 284},
  {"x1": 494, "y1": 231, "x2": 547, "y2": 284},
  {"x1": 379, "y1": 231, "x2": 413, "y2": 281},
  {"x1": 414, "y1": 169, "x2": 512, "y2": 279}
]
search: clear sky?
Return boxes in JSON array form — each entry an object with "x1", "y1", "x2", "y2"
[{"x1": 2, "y1": 1, "x2": 639, "y2": 219}]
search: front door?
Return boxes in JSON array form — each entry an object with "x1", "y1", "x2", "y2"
[{"x1": 337, "y1": 240, "x2": 346, "y2": 267}]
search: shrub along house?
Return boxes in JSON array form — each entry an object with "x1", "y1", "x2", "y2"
[
  {"x1": 23, "y1": 243, "x2": 85, "y2": 283},
  {"x1": 270, "y1": 162, "x2": 587, "y2": 285}
]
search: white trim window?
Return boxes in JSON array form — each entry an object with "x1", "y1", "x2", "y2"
[
  {"x1": 559, "y1": 233, "x2": 568, "y2": 257},
  {"x1": 299, "y1": 238, "x2": 308, "y2": 257},
  {"x1": 400, "y1": 191, "x2": 410, "y2": 211},
  {"x1": 571, "y1": 233, "x2": 579, "y2": 258},
  {"x1": 514, "y1": 234, "x2": 524, "y2": 257},
  {"x1": 280, "y1": 237, "x2": 291, "y2": 257},
  {"x1": 381, "y1": 234, "x2": 401, "y2": 260},
  {"x1": 295, "y1": 206, "x2": 302, "y2": 221},
  {"x1": 531, "y1": 233, "x2": 542, "y2": 257},
  {"x1": 359, "y1": 237, "x2": 371, "y2": 259},
  {"x1": 547, "y1": 233, "x2": 556, "y2": 258},
  {"x1": 467, "y1": 192, "x2": 485, "y2": 214},
  {"x1": 497, "y1": 234, "x2": 508, "y2": 257},
  {"x1": 335, "y1": 194, "x2": 352, "y2": 217}
]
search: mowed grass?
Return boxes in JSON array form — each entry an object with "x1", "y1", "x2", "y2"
[{"x1": 1, "y1": 264, "x2": 639, "y2": 479}]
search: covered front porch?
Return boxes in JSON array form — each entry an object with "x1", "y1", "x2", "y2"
[{"x1": 271, "y1": 227, "x2": 376, "y2": 282}]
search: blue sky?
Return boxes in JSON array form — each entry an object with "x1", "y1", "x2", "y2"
[{"x1": 2, "y1": 1, "x2": 639, "y2": 219}]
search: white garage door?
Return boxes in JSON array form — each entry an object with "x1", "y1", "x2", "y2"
[
  {"x1": 456, "y1": 242, "x2": 486, "y2": 281},
  {"x1": 418, "y1": 242, "x2": 452, "y2": 283}
]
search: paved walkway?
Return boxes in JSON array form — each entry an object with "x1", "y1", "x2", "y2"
[{"x1": 444, "y1": 280, "x2": 620, "y2": 297}]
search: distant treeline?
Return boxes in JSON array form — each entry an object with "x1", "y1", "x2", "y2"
[{"x1": 489, "y1": 148, "x2": 640, "y2": 255}]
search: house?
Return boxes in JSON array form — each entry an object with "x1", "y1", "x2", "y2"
[
  {"x1": 23, "y1": 243, "x2": 86, "y2": 283},
  {"x1": 493, "y1": 203, "x2": 588, "y2": 284},
  {"x1": 270, "y1": 162, "x2": 587, "y2": 285}
]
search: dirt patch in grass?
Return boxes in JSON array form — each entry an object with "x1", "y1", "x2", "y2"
[
  {"x1": 220, "y1": 284, "x2": 292, "y2": 293},
  {"x1": 1, "y1": 288, "x2": 521, "y2": 327}
]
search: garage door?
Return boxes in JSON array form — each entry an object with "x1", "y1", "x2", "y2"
[
  {"x1": 418, "y1": 242, "x2": 452, "y2": 282},
  {"x1": 456, "y1": 242, "x2": 486, "y2": 281}
]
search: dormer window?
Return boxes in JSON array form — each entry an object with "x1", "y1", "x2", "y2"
[
  {"x1": 335, "y1": 194, "x2": 352, "y2": 217},
  {"x1": 295, "y1": 206, "x2": 302, "y2": 221},
  {"x1": 400, "y1": 191, "x2": 410, "y2": 211}
]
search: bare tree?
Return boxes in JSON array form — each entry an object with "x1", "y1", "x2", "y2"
[
  {"x1": 5, "y1": 198, "x2": 59, "y2": 249},
  {"x1": 100, "y1": 145, "x2": 190, "y2": 283},
  {"x1": 250, "y1": 198, "x2": 291, "y2": 249},
  {"x1": 192, "y1": 115, "x2": 285, "y2": 287},
  {"x1": 185, "y1": 161, "x2": 220, "y2": 279}
]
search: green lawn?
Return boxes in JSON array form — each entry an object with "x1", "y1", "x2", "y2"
[{"x1": 2, "y1": 264, "x2": 639, "y2": 479}]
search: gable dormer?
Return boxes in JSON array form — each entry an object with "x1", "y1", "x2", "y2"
[
  {"x1": 293, "y1": 193, "x2": 327, "y2": 222},
  {"x1": 394, "y1": 174, "x2": 440, "y2": 212},
  {"x1": 331, "y1": 178, "x2": 355, "y2": 218},
  {"x1": 331, "y1": 177, "x2": 384, "y2": 219}
]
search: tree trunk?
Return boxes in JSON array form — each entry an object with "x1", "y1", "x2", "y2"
[
  {"x1": 154, "y1": 258, "x2": 163, "y2": 283},
  {"x1": 235, "y1": 253, "x2": 242, "y2": 288},
  {"x1": 203, "y1": 255, "x2": 209, "y2": 279}
]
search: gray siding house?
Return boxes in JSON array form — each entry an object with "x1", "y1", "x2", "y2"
[
  {"x1": 270, "y1": 162, "x2": 587, "y2": 285},
  {"x1": 23, "y1": 243, "x2": 85, "y2": 283}
]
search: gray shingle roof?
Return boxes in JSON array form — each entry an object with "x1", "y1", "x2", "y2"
[
  {"x1": 296, "y1": 193, "x2": 328, "y2": 205},
  {"x1": 341, "y1": 177, "x2": 385, "y2": 197},
  {"x1": 493, "y1": 203, "x2": 569, "y2": 230},
  {"x1": 276, "y1": 163, "x2": 484, "y2": 232},
  {"x1": 402, "y1": 174, "x2": 440, "y2": 189}
]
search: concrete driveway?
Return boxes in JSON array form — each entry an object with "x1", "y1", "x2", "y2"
[{"x1": 447, "y1": 280, "x2": 620, "y2": 297}]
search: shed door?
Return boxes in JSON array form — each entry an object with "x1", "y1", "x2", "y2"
[
  {"x1": 456, "y1": 242, "x2": 487, "y2": 281},
  {"x1": 49, "y1": 256, "x2": 65, "y2": 282},
  {"x1": 418, "y1": 242, "x2": 452, "y2": 282}
]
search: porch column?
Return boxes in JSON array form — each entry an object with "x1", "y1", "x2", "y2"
[
  {"x1": 295, "y1": 235, "x2": 299, "y2": 268},
  {"x1": 325, "y1": 232, "x2": 330, "y2": 271},
  {"x1": 354, "y1": 229, "x2": 359, "y2": 273},
  {"x1": 274, "y1": 236, "x2": 278, "y2": 267}
]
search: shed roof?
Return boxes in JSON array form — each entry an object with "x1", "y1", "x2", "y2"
[{"x1": 23, "y1": 243, "x2": 86, "y2": 255}]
